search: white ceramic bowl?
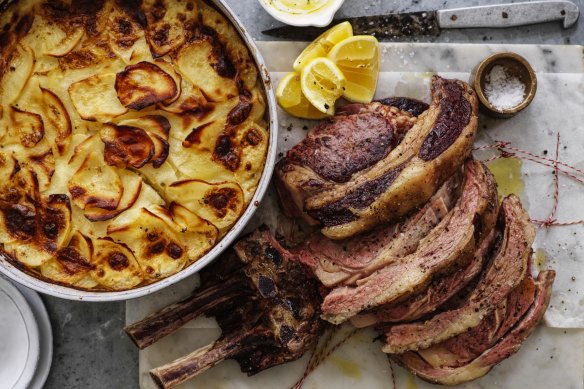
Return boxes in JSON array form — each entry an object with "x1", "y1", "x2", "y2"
[
  {"x1": 258, "y1": 0, "x2": 345, "y2": 27},
  {"x1": 0, "y1": 0, "x2": 278, "y2": 302}
]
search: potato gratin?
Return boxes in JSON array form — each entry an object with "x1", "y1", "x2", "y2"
[{"x1": 0, "y1": 0, "x2": 269, "y2": 290}]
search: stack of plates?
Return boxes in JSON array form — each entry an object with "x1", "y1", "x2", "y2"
[{"x1": 0, "y1": 276, "x2": 52, "y2": 389}]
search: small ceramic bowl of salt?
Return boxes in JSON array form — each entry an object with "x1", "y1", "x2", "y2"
[{"x1": 473, "y1": 52, "x2": 537, "y2": 118}]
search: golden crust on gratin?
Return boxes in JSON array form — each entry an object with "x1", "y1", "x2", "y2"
[{"x1": 0, "y1": 0, "x2": 268, "y2": 291}]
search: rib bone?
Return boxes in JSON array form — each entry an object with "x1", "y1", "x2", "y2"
[{"x1": 125, "y1": 276, "x2": 250, "y2": 349}]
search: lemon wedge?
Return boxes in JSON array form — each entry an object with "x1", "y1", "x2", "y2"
[
  {"x1": 328, "y1": 35, "x2": 380, "y2": 103},
  {"x1": 301, "y1": 57, "x2": 346, "y2": 115},
  {"x1": 293, "y1": 21, "x2": 353, "y2": 72},
  {"x1": 276, "y1": 72, "x2": 328, "y2": 120}
]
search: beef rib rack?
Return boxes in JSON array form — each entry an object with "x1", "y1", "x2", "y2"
[
  {"x1": 276, "y1": 75, "x2": 479, "y2": 240},
  {"x1": 124, "y1": 228, "x2": 323, "y2": 389}
]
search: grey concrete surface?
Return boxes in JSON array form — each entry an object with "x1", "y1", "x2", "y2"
[{"x1": 40, "y1": 1, "x2": 582, "y2": 388}]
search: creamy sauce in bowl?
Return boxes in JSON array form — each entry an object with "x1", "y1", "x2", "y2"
[
  {"x1": 266, "y1": 0, "x2": 330, "y2": 14},
  {"x1": 260, "y1": 0, "x2": 345, "y2": 26}
]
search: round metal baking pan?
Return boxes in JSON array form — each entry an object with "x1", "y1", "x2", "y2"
[{"x1": 0, "y1": 0, "x2": 278, "y2": 301}]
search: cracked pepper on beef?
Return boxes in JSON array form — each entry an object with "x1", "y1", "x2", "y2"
[
  {"x1": 293, "y1": 170, "x2": 462, "y2": 288},
  {"x1": 381, "y1": 195, "x2": 535, "y2": 354},
  {"x1": 393, "y1": 271, "x2": 555, "y2": 385},
  {"x1": 320, "y1": 160, "x2": 498, "y2": 325},
  {"x1": 351, "y1": 229, "x2": 497, "y2": 327}
]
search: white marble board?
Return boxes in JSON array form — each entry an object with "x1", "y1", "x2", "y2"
[{"x1": 127, "y1": 42, "x2": 584, "y2": 389}]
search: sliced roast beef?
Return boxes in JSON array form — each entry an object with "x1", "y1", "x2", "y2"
[
  {"x1": 382, "y1": 195, "x2": 535, "y2": 354},
  {"x1": 275, "y1": 101, "x2": 419, "y2": 220},
  {"x1": 276, "y1": 75, "x2": 478, "y2": 240},
  {"x1": 320, "y1": 160, "x2": 498, "y2": 325},
  {"x1": 351, "y1": 229, "x2": 496, "y2": 327},
  {"x1": 416, "y1": 274, "x2": 536, "y2": 367},
  {"x1": 392, "y1": 270, "x2": 555, "y2": 386},
  {"x1": 293, "y1": 171, "x2": 462, "y2": 287}
]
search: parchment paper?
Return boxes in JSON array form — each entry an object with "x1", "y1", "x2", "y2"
[{"x1": 128, "y1": 42, "x2": 584, "y2": 388}]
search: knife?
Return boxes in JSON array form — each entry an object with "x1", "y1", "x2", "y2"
[{"x1": 262, "y1": 1, "x2": 579, "y2": 40}]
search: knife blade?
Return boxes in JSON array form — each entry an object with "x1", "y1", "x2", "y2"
[{"x1": 262, "y1": 1, "x2": 579, "y2": 40}]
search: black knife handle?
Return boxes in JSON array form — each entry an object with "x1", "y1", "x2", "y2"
[
  {"x1": 262, "y1": 11, "x2": 441, "y2": 41},
  {"x1": 347, "y1": 11, "x2": 440, "y2": 39}
]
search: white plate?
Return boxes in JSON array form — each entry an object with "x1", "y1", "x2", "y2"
[
  {"x1": 14, "y1": 283, "x2": 53, "y2": 389},
  {"x1": 0, "y1": 275, "x2": 40, "y2": 389}
]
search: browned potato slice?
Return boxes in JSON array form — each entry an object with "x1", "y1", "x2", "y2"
[
  {"x1": 0, "y1": 164, "x2": 35, "y2": 204},
  {"x1": 100, "y1": 124, "x2": 154, "y2": 169},
  {"x1": 58, "y1": 41, "x2": 114, "y2": 71},
  {"x1": 247, "y1": 89, "x2": 268, "y2": 123},
  {"x1": 34, "y1": 56, "x2": 59, "y2": 75},
  {"x1": 108, "y1": 206, "x2": 188, "y2": 279},
  {"x1": 68, "y1": 151, "x2": 123, "y2": 211},
  {"x1": 142, "y1": 0, "x2": 199, "y2": 58},
  {"x1": 24, "y1": 147, "x2": 55, "y2": 192},
  {"x1": 169, "y1": 203, "x2": 218, "y2": 261},
  {"x1": 9, "y1": 107, "x2": 45, "y2": 148},
  {"x1": 128, "y1": 115, "x2": 170, "y2": 140},
  {"x1": 0, "y1": 152, "x2": 19, "y2": 188},
  {"x1": 172, "y1": 96, "x2": 240, "y2": 143},
  {"x1": 176, "y1": 38, "x2": 238, "y2": 102},
  {"x1": 73, "y1": 275, "x2": 99, "y2": 289},
  {"x1": 40, "y1": 87, "x2": 72, "y2": 155},
  {"x1": 0, "y1": 138, "x2": 55, "y2": 193},
  {"x1": 3, "y1": 194, "x2": 72, "y2": 267},
  {"x1": 84, "y1": 171, "x2": 143, "y2": 222},
  {"x1": 144, "y1": 19, "x2": 185, "y2": 58},
  {"x1": 1, "y1": 44, "x2": 34, "y2": 105},
  {"x1": 173, "y1": 116, "x2": 268, "y2": 202},
  {"x1": 154, "y1": 60, "x2": 182, "y2": 105},
  {"x1": 159, "y1": 77, "x2": 207, "y2": 114},
  {"x1": 166, "y1": 180, "x2": 245, "y2": 231},
  {"x1": 233, "y1": 121, "x2": 270, "y2": 200},
  {"x1": 166, "y1": 137, "x2": 232, "y2": 185},
  {"x1": 107, "y1": 10, "x2": 145, "y2": 63},
  {"x1": 45, "y1": 29, "x2": 85, "y2": 58},
  {"x1": 68, "y1": 73, "x2": 129, "y2": 121},
  {"x1": 198, "y1": 0, "x2": 258, "y2": 90},
  {"x1": 40, "y1": 231, "x2": 94, "y2": 285},
  {"x1": 67, "y1": 134, "x2": 100, "y2": 168},
  {"x1": 181, "y1": 117, "x2": 225, "y2": 151},
  {"x1": 90, "y1": 238, "x2": 144, "y2": 290},
  {"x1": 115, "y1": 62, "x2": 178, "y2": 111},
  {"x1": 0, "y1": 165, "x2": 31, "y2": 245},
  {"x1": 118, "y1": 115, "x2": 170, "y2": 168}
]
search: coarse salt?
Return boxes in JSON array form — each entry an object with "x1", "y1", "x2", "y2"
[{"x1": 484, "y1": 65, "x2": 526, "y2": 110}]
